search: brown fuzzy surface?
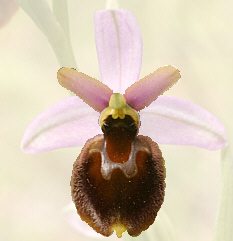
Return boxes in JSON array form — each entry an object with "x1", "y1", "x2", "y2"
[{"x1": 71, "y1": 134, "x2": 166, "y2": 237}]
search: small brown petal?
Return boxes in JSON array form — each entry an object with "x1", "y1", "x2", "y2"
[{"x1": 71, "y1": 134, "x2": 166, "y2": 237}]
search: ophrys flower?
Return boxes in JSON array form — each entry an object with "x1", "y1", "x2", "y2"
[{"x1": 21, "y1": 8, "x2": 228, "y2": 238}]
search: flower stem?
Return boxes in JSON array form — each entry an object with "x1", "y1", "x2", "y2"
[
  {"x1": 15, "y1": 0, "x2": 77, "y2": 69},
  {"x1": 52, "y1": 0, "x2": 70, "y2": 36},
  {"x1": 213, "y1": 145, "x2": 233, "y2": 241},
  {"x1": 52, "y1": 0, "x2": 77, "y2": 69}
]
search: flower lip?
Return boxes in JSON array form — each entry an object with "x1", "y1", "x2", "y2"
[{"x1": 71, "y1": 134, "x2": 166, "y2": 237}]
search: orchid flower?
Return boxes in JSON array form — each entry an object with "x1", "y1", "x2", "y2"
[
  {"x1": 18, "y1": 3, "x2": 232, "y2": 241},
  {"x1": 0, "y1": 0, "x2": 18, "y2": 28}
]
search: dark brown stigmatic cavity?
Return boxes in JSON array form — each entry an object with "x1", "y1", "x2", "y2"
[{"x1": 71, "y1": 115, "x2": 166, "y2": 238}]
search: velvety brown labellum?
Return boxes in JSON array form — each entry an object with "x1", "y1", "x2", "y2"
[{"x1": 71, "y1": 133, "x2": 166, "y2": 237}]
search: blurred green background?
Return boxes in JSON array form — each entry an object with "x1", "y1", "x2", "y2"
[{"x1": 1, "y1": 1, "x2": 232, "y2": 241}]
